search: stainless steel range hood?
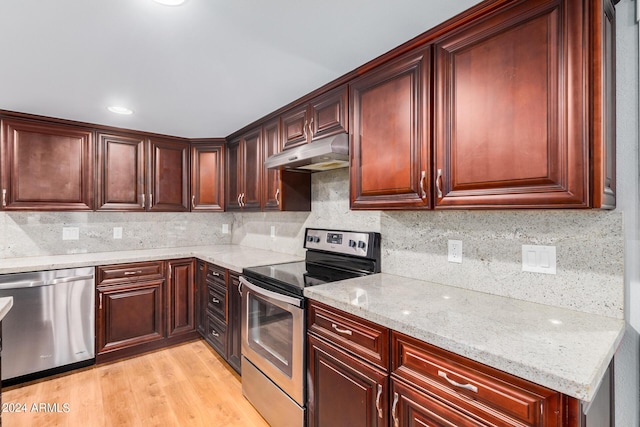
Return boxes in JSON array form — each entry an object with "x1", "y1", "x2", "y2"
[{"x1": 264, "y1": 133, "x2": 349, "y2": 172}]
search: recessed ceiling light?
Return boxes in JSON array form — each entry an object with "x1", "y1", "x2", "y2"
[
  {"x1": 107, "y1": 106, "x2": 133, "y2": 115},
  {"x1": 153, "y1": 0, "x2": 186, "y2": 5}
]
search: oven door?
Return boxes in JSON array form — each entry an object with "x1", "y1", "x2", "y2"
[{"x1": 240, "y1": 276, "x2": 305, "y2": 406}]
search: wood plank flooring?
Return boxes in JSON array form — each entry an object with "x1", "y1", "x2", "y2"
[{"x1": 2, "y1": 339, "x2": 270, "y2": 427}]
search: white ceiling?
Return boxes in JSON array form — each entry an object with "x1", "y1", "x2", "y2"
[{"x1": 0, "y1": 0, "x2": 481, "y2": 138}]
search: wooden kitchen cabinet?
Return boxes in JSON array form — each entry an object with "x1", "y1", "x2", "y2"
[
  {"x1": 226, "y1": 129, "x2": 261, "y2": 211},
  {"x1": 350, "y1": 46, "x2": 431, "y2": 210},
  {"x1": 148, "y1": 137, "x2": 190, "y2": 212},
  {"x1": 191, "y1": 141, "x2": 225, "y2": 211},
  {"x1": 281, "y1": 85, "x2": 348, "y2": 151},
  {"x1": 195, "y1": 260, "x2": 207, "y2": 336},
  {"x1": 262, "y1": 118, "x2": 311, "y2": 212},
  {"x1": 96, "y1": 262, "x2": 166, "y2": 362},
  {"x1": 0, "y1": 117, "x2": 94, "y2": 211},
  {"x1": 96, "y1": 132, "x2": 146, "y2": 211},
  {"x1": 166, "y1": 258, "x2": 196, "y2": 338},
  {"x1": 197, "y1": 263, "x2": 232, "y2": 363},
  {"x1": 227, "y1": 273, "x2": 242, "y2": 373},
  {"x1": 433, "y1": 0, "x2": 616, "y2": 209}
]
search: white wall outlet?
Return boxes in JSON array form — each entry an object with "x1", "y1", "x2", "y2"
[
  {"x1": 113, "y1": 227, "x2": 123, "y2": 239},
  {"x1": 222, "y1": 224, "x2": 229, "y2": 234},
  {"x1": 522, "y1": 245, "x2": 557, "y2": 274},
  {"x1": 448, "y1": 240, "x2": 462, "y2": 263},
  {"x1": 62, "y1": 227, "x2": 79, "y2": 241},
  {"x1": 270, "y1": 225, "x2": 276, "y2": 238}
]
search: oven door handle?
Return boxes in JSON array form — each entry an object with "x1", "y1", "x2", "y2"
[{"x1": 239, "y1": 276, "x2": 303, "y2": 308}]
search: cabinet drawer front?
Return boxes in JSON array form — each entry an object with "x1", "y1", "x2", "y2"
[
  {"x1": 308, "y1": 301, "x2": 389, "y2": 370},
  {"x1": 97, "y1": 261, "x2": 164, "y2": 285},
  {"x1": 206, "y1": 264, "x2": 226, "y2": 287},
  {"x1": 207, "y1": 284, "x2": 226, "y2": 322},
  {"x1": 392, "y1": 332, "x2": 558, "y2": 426},
  {"x1": 205, "y1": 313, "x2": 227, "y2": 358}
]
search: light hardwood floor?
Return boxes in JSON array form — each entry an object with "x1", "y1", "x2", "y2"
[{"x1": 2, "y1": 340, "x2": 270, "y2": 427}]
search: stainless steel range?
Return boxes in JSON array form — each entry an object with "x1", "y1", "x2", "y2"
[{"x1": 239, "y1": 228, "x2": 381, "y2": 427}]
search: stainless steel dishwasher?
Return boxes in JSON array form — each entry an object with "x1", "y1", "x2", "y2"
[{"x1": 0, "y1": 267, "x2": 95, "y2": 384}]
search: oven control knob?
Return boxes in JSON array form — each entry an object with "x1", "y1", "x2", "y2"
[
  {"x1": 306, "y1": 236, "x2": 314, "y2": 243},
  {"x1": 348, "y1": 239, "x2": 357, "y2": 248},
  {"x1": 312, "y1": 236, "x2": 321, "y2": 243},
  {"x1": 357, "y1": 241, "x2": 366, "y2": 249}
]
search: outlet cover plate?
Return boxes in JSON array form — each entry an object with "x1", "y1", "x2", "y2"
[
  {"x1": 113, "y1": 227, "x2": 123, "y2": 239},
  {"x1": 522, "y1": 245, "x2": 556, "y2": 274},
  {"x1": 62, "y1": 227, "x2": 79, "y2": 241},
  {"x1": 222, "y1": 224, "x2": 229, "y2": 234},
  {"x1": 448, "y1": 240, "x2": 462, "y2": 263}
]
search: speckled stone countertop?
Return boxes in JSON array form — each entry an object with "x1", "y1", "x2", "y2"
[
  {"x1": 0, "y1": 245, "x2": 302, "y2": 275},
  {"x1": 304, "y1": 273, "x2": 625, "y2": 403},
  {"x1": 0, "y1": 297, "x2": 13, "y2": 321}
]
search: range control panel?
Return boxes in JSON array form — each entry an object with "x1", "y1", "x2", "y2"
[{"x1": 304, "y1": 228, "x2": 379, "y2": 258}]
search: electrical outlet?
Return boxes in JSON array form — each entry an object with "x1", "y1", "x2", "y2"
[
  {"x1": 522, "y1": 245, "x2": 556, "y2": 274},
  {"x1": 270, "y1": 225, "x2": 276, "y2": 238},
  {"x1": 113, "y1": 227, "x2": 123, "y2": 239},
  {"x1": 62, "y1": 227, "x2": 79, "y2": 241},
  {"x1": 222, "y1": 224, "x2": 229, "y2": 234},
  {"x1": 448, "y1": 240, "x2": 462, "y2": 263}
]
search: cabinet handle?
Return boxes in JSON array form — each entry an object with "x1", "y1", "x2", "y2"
[
  {"x1": 303, "y1": 120, "x2": 308, "y2": 140},
  {"x1": 237, "y1": 194, "x2": 241, "y2": 207},
  {"x1": 169, "y1": 265, "x2": 172, "y2": 279},
  {"x1": 437, "y1": 370, "x2": 478, "y2": 393},
  {"x1": 99, "y1": 293, "x2": 103, "y2": 310},
  {"x1": 308, "y1": 118, "x2": 314, "y2": 139},
  {"x1": 141, "y1": 194, "x2": 146, "y2": 209},
  {"x1": 211, "y1": 297, "x2": 220, "y2": 304},
  {"x1": 420, "y1": 170, "x2": 427, "y2": 199},
  {"x1": 392, "y1": 392, "x2": 399, "y2": 427},
  {"x1": 331, "y1": 323, "x2": 352, "y2": 336},
  {"x1": 241, "y1": 193, "x2": 246, "y2": 207},
  {"x1": 149, "y1": 194, "x2": 153, "y2": 207},
  {"x1": 210, "y1": 330, "x2": 219, "y2": 337},
  {"x1": 2, "y1": 189, "x2": 6, "y2": 207},
  {"x1": 211, "y1": 271, "x2": 220, "y2": 277},
  {"x1": 191, "y1": 195, "x2": 196, "y2": 209},
  {"x1": 123, "y1": 270, "x2": 143, "y2": 276},
  {"x1": 238, "y1": 280, "x2": 243, "y2": 296},
  {"x1": 375, "y1": 384, "x2": 383, "y2": 419},
  {"x1": 275, "y1": 188, "x2": 280, "y2": 206},
  {"x1": 436, "y1": 169, "x2": 443, "y2": 198}
]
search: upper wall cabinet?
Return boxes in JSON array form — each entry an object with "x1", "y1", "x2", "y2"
[
  {"x1": 433, "y1": 0, "x2": 616, "y2": 209},
  {"x1": 226, "y1": 129, "x2": 261, "y2": 211},
  {"x1": 350, "y1": 46, "x2": 431, "y2": 210},
  {"x1": 191, "y1": 142, "x2": 225, "y2": 211},
  {"x1": 97, "y1": 133, "x2": 190, "y2": 212},
  {"x1": 97, "y1": 132, "x2": 146, "y2": 211},
  {"x1": 281, "y1": 85, "x2": 349, "y2": 150},
  {"x1": 147, "y1": 137, "x2": 190, "y2": 212},
  {"x1": 262, "y1": 118, "x2": 311, "y2": 211},
  {"x1": 1, "y1": 117, "x2": 94, "y2": 210}
]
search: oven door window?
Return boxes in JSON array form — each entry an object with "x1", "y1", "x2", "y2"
[{"x1": 247, "y1": 293, "x2": 293, "y2": 378}]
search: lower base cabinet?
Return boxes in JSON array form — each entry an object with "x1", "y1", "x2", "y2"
[
  {"x1": 307, "y1": 300, "x2": 586, "y2": 427},
  {"x1": 227, "y1": 273, "x2": 242, "y2": 373}
]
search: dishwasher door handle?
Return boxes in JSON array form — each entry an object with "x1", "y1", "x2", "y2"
[
  {"x1": 0, "y1": 280, "x2": 46, "y2": 289},
  {"x1": 47, "y1": 275, "x2": 94, "y2": 285}
]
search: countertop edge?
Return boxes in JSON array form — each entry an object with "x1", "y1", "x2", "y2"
[{"x1": 0, "y1": 297, "x2": 13, "y2": 322}]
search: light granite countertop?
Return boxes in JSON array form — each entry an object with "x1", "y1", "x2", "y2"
[
  {"x1": 0, "y1": 297, "x2": 13, "y2": 322},
  {"x1": 0, "y1": 245, "x2": 303, "y2": 275},
  {"x1": 304, "y1": 273, "x2": 625, "y2": 403}
]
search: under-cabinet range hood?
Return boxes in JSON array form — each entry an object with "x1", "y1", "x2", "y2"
[{"x1": 264, "y1": 133, "x2": 349, "y2": 172}]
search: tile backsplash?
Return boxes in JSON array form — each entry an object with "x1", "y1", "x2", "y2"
[{"x1": 0, "y1": 168, "x2": 624, "y2": 318}]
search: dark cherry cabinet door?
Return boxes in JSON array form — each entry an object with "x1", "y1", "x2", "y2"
[
  {"x1": 281, "y1": 105, "x2": 309, "y2": 150},
  {"x1": 96, "y1": 279, "x2": 165, "y2": 355},
  {"x1": 350, "y1": 46, "x2": 431, "y2": 210},
  {"x1": 242, "y1": 129, "x2": 262, "y2": 210},
  {"x1": 227, "y1": 273, "x2": 242, "y2": 374},
  {"x1": 97, "y1": 132, "x2": 145, "y2": 211},
  {"x1": 434, "y1": 0, "x2": 590, "y2": 209},
  {"x1": 226, "y1": 138, "x2": 242, "y2": 211},
  {"x1": 307, "y1": 334, "x2": 388, "y2": 427},
  {"x1": 166, "y1": 259, "x2": 195, "y2": 338},
  {"x1": 262, "y1": 119, "x2": 281, "y2": 210},
  {"x1": 309, "y1": 85, "x2": 349, "y2": 141},
  {"x1": 191, "y1": 142, "x2": 225, "y2": 211},
  {"x1": 0, "y1": 118, "x2": 94, "y2": 210},
  {"x1": 148, "y1": 137, "x2": 190, "y2": 212}
]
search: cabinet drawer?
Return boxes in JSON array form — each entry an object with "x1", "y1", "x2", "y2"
[
  {"x1": 205, "y1": 313, "x2": 227, "y2": 358},
  {"x1": 308, "y1": 301, "x2": 389, "y2": 370},
  {"x1": 207, "y1": 284, "x2": 226, "y2": 322},
  {"x1": 97, "y1": 261, "x2": 164, "y2": 285},
  {"x1": 206, "y1": 264, "x2": 226, "y2": 288},
  {"x1": 392, "y1": 332, "x2": 560, "y2": 426}
]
